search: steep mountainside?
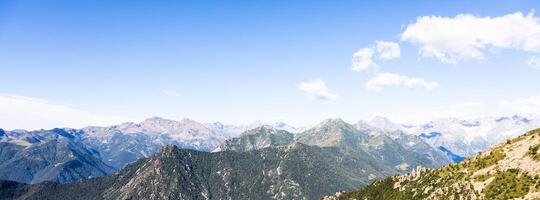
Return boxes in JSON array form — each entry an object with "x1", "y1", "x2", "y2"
[
  {"x1": 0, "y1": 119, "x2": 453, "y2": 200},
  {"x1": 0, "y1": 144, "x2": 394, "y2": 200},
  {"x1": 80, "y1": 117, "x2": 227, "y2": 169},
  {"x1": 0, "y1": 129, "x2": 113, "y2": 184},
  {"x1": 216, "y1": 119, "x2": 451, "y2": 173},
  {"x1": 214, "y1": 125, "x2": 294, "y2": 152},
  {"x1": 0, "y1": 117, "x2": 303, "y2": 183},
  {"x1": 296, "y1": 119, "x2": 451, "y2": 172},
  {"x1": 85, "y1": 117, "x2": 227, "y2": 152},
  {"x1": 326, "y1": 128, "x2": 540, "y2": 200}
]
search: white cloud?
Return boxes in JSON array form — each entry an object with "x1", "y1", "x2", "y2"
[
  {"x1": 351, "y1": 41, "x2": 400, "y2": 72},
  {"x1": 298, "y1": 79, "x2": 338, "y2": 102},
  {"x1": 527, "y1": 55, "x2": 540, "y2": 68},
  {"x1": 499, "y1": 94, "x2": 540, "y2": 118},
  {"x1": 161, "y1": 89, "x2": 180, "y2": 97},
  {"x1": 0, "y1": 94, "x2": 133, "y2": 130},
  {"x1": 401, "y1": 12, "x2": 540, "y2": 63},
  {"x1": 351, "y1": 48, "x2": 377, "y2": 72},
  {"x1": 375, "y1": 41, "x2": 400, "y2": 60},
  {"x1": 366, "y1": 73, "x2": 439, "y2": 92}
]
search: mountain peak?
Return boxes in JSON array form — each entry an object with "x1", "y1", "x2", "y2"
[
  {"x1": 272, "y1": 121, "x2": 287, "y2": 126},
  {"x1": 136, "y1": 117, "x2": 210, "y2": 134},
  {"x1": 210, "y1": 121, "x2": 224, "y2": 128},
  {"x1": 370, "y1": 116, "x2": 391, "y2": 123},
  {"x1": 138, "y1": 116, "x2": 176, "y2": 128},
  {"x1": 180, "y1": 118, "x2": 198, "y2": 124},
  {"x1": 255, "y1": 124, "x2": 277, "y2": 131},
  {"x1": 140, "y1": 116, "x2": 198, "y2": 125},
  {"x1": 317, "y1": 118, "x2": 347, "y2": 127},
  {"x1": 155, "y1": 144, "x2": 180, "y2": 156},
  {"x1": 216, "y1": 125, "x2": 294, "y2": 152},
  {"x1": 240, "y1": 125, "x2": 284, "y2": 136},
  {"x1": 354, "y1": 120, "x2": 374, "y2": 130},
  {"x1": 296, "y1": 118, "x2": 364, "y2": 148},
  {"x1": 369, "y1": 116, "x2": 403, "y2": 131},
  {"x1": 142, "y1": 116, "x2": 167, "y2": 123}
]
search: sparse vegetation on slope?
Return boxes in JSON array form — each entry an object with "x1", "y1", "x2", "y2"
[
  {"x1": 470, "y1": 149, "x2": 505, "y2": 172},
  {"x1": 528, "y1": 144, "x2": 540, "y2": 161},
  {"x1": 483, "y1": 168, "x2": 534, "y2": 200},
  {"x1": 325, "y1": 128, "x2": 540, "y2": 200}
]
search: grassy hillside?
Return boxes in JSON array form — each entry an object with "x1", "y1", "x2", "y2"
[{"x1": 325, "y1": 128, "x2": 540, "y2": 200}]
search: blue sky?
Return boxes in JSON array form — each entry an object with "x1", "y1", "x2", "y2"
[{"x1": 1, "y1": 0, "x2": 540, "y2": 129}]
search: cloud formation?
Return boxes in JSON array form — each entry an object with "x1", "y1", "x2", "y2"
[
  {"x1": 161, "y1": 89, "x2": 180, "y2": 97},
  {"x1": 366, "y1": 73, "x2": 439, "y2": 92},
  {"x1": 351, "y1": 41, "x2": 400, "y2": 72},
  {"x1": 528, "y1": 56, "x2": 540, "y2": 68},
  {"x1": 351, "y1": 48, "x2": 377, "y2": 72},
  {"x1": 375, "y1": 41, "x2": 400, "y2": 60},
  {"x1": 378, "y1": 101, "x2": 486, "y2": 124},
  {"x1": 298, "y1": 79, "x2": 338, "y2": 102},
  {"x1": 0, "y1": 94, "x2": 133, "y2": 130},
  {"x1": 401, "y1": 12, "x2": 540, "y2": 63},
  {"x1": 499, "y1": 94, "x2": 540, "y2": 118}
]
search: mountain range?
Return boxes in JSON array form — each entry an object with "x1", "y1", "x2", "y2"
[
  {"x1": 0, "y1": 114, "x2": 537, "y2": 186},
  {"x1": 0, "y1": 128, "x2": 114, "y2": 184},
  {"x1": 358, "y1": 115, "x2": 540, "y2": 160},
  {"x1": 217, "y1": 119, "x2": 451, "y2": 172},
  {"x1": 325, "y1": 128, "x2": 540, "y2": 200},
  {"x1": 0, "y1": 118, "x2": 452, "y2": 199},
  {"x1": 0, "y1": 117, "x2": 300, "y2": 184}
]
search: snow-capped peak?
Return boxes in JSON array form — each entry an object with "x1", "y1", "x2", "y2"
[{"x1": 369, "y1": 116, "x2": 403, "y2": 131}]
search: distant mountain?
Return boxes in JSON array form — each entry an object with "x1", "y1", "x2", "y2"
[
  {"x1": 214, "y1": 125, "x2": 294, "y2": 152},
  {"x1": 0, "y1": 118, "x2": 453, "y2": 199},
  {"x1": 403, "y1": 115, "x2": 540, "y2": 157},
  {"x1": 296, "y1": 119, "x2": 451, "y2": 172},
  {"x1": 80, "y1": 117, "x2": 228, "y2": 169},
  {"x1": 206, "y1": 120, "x2": 304, "y2": 137},
  {"x1": 219, "y1": 119, "x2": 451, "y2": 173},
  {"x1": 79, "y1": 118, "x2": 307, "y2": 169},
  {"x1": 325, "y1": 128, "x2": 540, "y2": 200},
  {"x1": 204, "y1": 121, "x2": 246, "y2": 138},
  {"x1": 271, "y1": 122, "x2": 307, "y2": 133},
  {"x1": 0, "y1": 129, "x2": 113, "y2": 184},
  {"x1": 7, "y1": 114, "x2": 532, "y2": 186},
  {"x1": 0, "y1": 117, "x2": 305, "y2": 184},
  {"x1": 364, "y1": 116, "x2": 404, "y2": 132},
  {"x1": 356, "y1": 115, "x2": 540, "y2": 160}
]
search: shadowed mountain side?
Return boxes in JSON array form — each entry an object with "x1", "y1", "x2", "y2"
[{"x1": 0, "y1": 143, "x2": 393, "y2": 200}]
